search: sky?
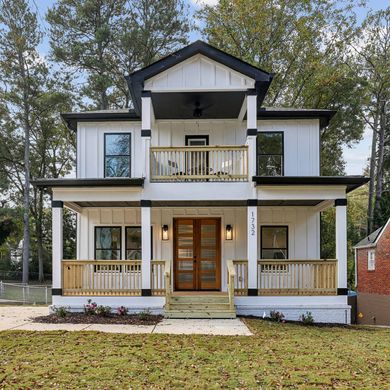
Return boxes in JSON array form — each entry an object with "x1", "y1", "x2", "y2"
[{"x1": 30, "y1": 0, "x2": 386, "y2": 176}]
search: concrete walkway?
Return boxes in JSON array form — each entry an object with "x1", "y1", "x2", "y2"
[{"x1": 0, "y1": 306, "x2": 252, "y2": 336}]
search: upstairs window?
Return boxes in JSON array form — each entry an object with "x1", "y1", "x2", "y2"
[
  {"x1": 367, "y1": 250, "x2": 375, "y2": 271},
  {"x1": 257, "y1": 132, "x2": 283, "y2": 176},
  {"x1": 261, "y1": 226, "x2": 288, "y2": 259},
  {"x1": 104, "y1": 133, "x2": 131, "y2": 177}
]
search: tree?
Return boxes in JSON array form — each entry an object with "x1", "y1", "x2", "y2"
[
  {"x1": 47, "y1": 0, "x2": 191, "y2": 109},
  {"x1": 0, "y1": 0, "x2": 46, "y2": 283},
  {"x1": 352, "y1": 8, "x2": 390, "y2": 233},
  {"x1": 198, "y1": 0, "x2": 366, "y2": 175}
]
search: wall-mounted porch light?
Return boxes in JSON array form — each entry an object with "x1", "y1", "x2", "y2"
[
  {"x1": 225, "y1": 224, "x2": 233, "y2": 240},
  {"x1": 162, "y1": 225, "x2": 169, "y2": 241}
]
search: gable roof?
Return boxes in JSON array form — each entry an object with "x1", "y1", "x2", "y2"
[
  {"x1": 354, "y1": 217, "x2": 390, "y2": 249},
  {"x1": 126, "y1": 40, "x2": 274, "y2": 115}
]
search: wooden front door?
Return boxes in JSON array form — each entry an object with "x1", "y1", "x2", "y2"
[{"x1": 174, "y1": 218, "x2": 221, "y2": 291}]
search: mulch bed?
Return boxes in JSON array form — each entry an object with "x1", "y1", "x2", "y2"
[{"x1": 33, "y1": 313, "x2": 163, "y2": 325}]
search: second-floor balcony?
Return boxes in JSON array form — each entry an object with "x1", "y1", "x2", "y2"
[{"x1": 150, "y1": 145, "x2": 248, "y2": 182}]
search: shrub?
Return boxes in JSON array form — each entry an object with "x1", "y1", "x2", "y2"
[
  {"x1": 138, "y1": 309, "x2": 152, "y2": 320},
  {"x1": 117, "y1": 306, "x2": 128, "y2": 316},
  {"x1": 84, "y1": 299, "x2": 98, "y2": 315},
  {"x1": 269, "y1": 310, "x2": 285, "y2": 323},
  {"x1": 95, "y1": 305, "x2": 112, "y2": 317},
  {"x1": 53, "y1": 306, "x2": 69, "y2": 318},
  {"x1": 299, "y1": 311, "x2": 314, "y2": 325}
]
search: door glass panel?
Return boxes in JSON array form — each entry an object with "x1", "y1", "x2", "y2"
[
  {"x1": 178, "y1": 224, "x2": 193, "y2": 234},
  {"x1": 178, "y1": 249, "x2": 193, "y2": 258},
  {"x1": 178, "y1": 261, "x2": 194, "y2": 271},
  {"x1": 178, "y1": 273, "x2": 193, "y2": 283},
  {"x1": 178, "y1": 236, "x2": 193, "y2": 246},
  {"x1": 200, "y1": 261, "x2": 215, "y2": 270},
  {"x1": 201, "y1": 274, "x2": 216, "y2": 282},
  {"x1": 201, "y1": 248, "x2": 216, "y2": 259},
  {"x1": 201, "y1": 237, "x2": 216, "y2": 246},
  {"x1": 201, "y1": 224, "x2": 216, "y2": 234}
]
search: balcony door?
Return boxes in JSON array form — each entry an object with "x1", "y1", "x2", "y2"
[
  {"x1": 174, "y1": 218, "x2": 221, "y2": 291},
  {"x1": 185, "y1": 135, "x2": 209, "y2": 176}
]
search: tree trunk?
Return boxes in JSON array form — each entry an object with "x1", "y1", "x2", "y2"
[
  {"x1": 367, "y1": 106, "x2": 379, "y2": 235},
  {"x1": 373, "y1": 100, "x2": 388, "y2": 226}
]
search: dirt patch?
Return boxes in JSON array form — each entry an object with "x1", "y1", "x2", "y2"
[{"x1": 33, "y1": 313, "x2": 163, "y2": 325}]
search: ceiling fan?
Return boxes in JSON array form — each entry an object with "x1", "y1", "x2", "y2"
[{"x1": 192, "y1": 101, "x2": 213, "y2": 118}]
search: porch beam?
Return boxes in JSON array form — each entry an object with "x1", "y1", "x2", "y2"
[
  {"x1": 247, "y1": 200, "x2": 258, "y2": 295},
  {"x1": 52, "y1": 200, "x2": 63, "y2": 295},
  {"x1": 335, "y1": 198, "x2": 348, "y2": 294},
  {"x1": 141, "y1": 202, "x2": 152, "y2": 295}
]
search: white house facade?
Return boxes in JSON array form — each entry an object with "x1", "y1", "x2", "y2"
[{"x1": 33, "y1": 41, "x2": 368, "y2": 323}]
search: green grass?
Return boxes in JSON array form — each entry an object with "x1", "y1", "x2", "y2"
[{"x1": 0, "y1": 319, "x2": 389, "y2": 389}]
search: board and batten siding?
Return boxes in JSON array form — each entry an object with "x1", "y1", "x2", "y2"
[{"x1": 77, "y1": 206, "x2": 320, "y2": 291}]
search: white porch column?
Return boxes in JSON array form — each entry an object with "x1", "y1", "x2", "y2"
[
  {"x1": 141, "y1": 201, "x2": 152, "y2": 295},
  {"x1": 335, "y1": 199, "x2": 348, "y2": 294},
  {"x1": 247, "y1": 200, "x2": 258, "y2": 295},
  {"x1": 52, "y1": 200, "x2": 63, "y2": 295},
  {"x1": 141, "y1": 91, "x2": 152, "y2": 180},
  {"x1": 246, "y1": 90, "x2": 257, "y2": 185}
]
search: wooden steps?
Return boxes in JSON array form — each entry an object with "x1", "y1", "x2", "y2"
[{"x1": 165, "y1": 293, "x2": 236, "y2": 319}]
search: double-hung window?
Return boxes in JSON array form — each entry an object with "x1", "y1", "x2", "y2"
[
  {"x1": 95, "y1": 227, "x2": 121, "y2": 260},
  {"x1": 104, "y1": 133, "x2": 131, "y2": 177},
  {"x1": 257, "y1": 132, "x2": 283, "y2": 176},
  {"x1": 261, "y1": 226, "x2": 288, "y2": 259},
  {"x1": 367, "y1": 250, "x2": 375, "y2": 271}
]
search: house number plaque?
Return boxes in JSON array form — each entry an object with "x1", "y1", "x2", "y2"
[{"x1": 250, "y1": 210, "x2": 256, "y2": 236}]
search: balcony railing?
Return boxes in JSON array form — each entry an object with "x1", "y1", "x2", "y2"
[{"x1": 150, "y1": 145, "x2": 248, "y2": 182}]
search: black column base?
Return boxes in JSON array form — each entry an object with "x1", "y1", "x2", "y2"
[
  {"x1": 51, "y1": 288, "x2": 63, "y2": 296},
  {"x1": 248, "y1": 288, "x2": 258, "y2": 296},
  {"x1": 337, "y1": 288, "x2": 348, "y2": 295},
  {"x1": 141, "y1": 289, "x2": 152, "y2": 296}
]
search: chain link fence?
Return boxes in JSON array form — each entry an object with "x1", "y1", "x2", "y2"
[{"x1": 0, "y1": 281, "x2": 52, "y2": 304}]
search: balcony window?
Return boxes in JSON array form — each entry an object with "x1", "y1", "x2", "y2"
[
  {"x1": 95, "y1": 227, "x2": 121, "y2": 260},
  {"x1": 257, "y1": 132, "x2": 283, "y2": 176},
  {"x1": 261, "y1": 226, "x2": 288, "y2": 259},
  {"x1": 104, "y1": 133, "x2": 131, "y2": 177}
]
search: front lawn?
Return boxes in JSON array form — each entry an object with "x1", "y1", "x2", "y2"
[{"x1": 0, "y1": 319, "x2": 389, "y2": 389}]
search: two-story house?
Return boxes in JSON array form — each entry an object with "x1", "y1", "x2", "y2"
[{"x1": 33, "y1": 41, "x2": 368, "y2": 323}]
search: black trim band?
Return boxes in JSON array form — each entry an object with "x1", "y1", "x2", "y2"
[
  {"x1": 142, "y1": 289, "x2": 152, "y2": 296},
  {"x1": 51, "y1": 200, "x2": 64, "y2": 208},
  {"x1": 140, "y1": 200, "x2": 152, "y2": 207},
  {"x1": 51, "y1": 288, "x2": 63, "y2": 296},
  {"x1": 337, "y1": 288, "x2": 348, "y2": 296},
  {"x1": 248, "y1": 288, "x2": 258, "y2": 296},
  {"x1": 247, "y1": 89, "x2": 257, "y2": 96},
  {"x1": 247, "y1": 199, "x2": 258, "y2": 206},
  {"x1": 335, "y1": 199, "x2": 347, "y2": 207},
  {"x1": 246, "y1": 128, "x2": 258, "y2": 136},
  {"x1": 141, "y1": 90, "x2": 152, "y2": 98},
  {"x1": 141, "y1": 129, "x2": 151, "y2": 137}
]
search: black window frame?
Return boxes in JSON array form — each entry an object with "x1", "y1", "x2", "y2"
[
  {"x1": 256, "y1": 131, "x2": 284, "y2": 176},
  {"x1": 125, "y1": 226, "x2": 153, "y2": 260},
  {"x1": 104, "y1": 133, "x2": 132, "y2": 178},
  {"x1": 94, "y1": 226, "x2": 122, "y2": 260},
  {"x1": 185, "y1": 135, "x2": 209, "y2": 146},
  {"x1": 260, "y1": 225, "x2": 289, "y2": 259}
]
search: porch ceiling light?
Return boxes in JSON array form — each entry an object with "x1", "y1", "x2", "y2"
[
  {"x1": 226, "y1": 224, "x2": 233, "y2": 240},
  {"x1": 162, "y1": 225, "x2": 169, "y2": 241}
]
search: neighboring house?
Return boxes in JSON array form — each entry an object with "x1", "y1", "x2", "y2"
[
  {"x1": 32, "y1": 41, "x2": 368, "y2": 323},
  {"x1": 354, "y1": 218, "x2": 390, "y2": 325}
]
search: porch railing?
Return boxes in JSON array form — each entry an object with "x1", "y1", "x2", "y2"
[
  {"x1": 62, "y1": 260, "x2": 166, "y2": 296},
  {"x1": 232, "y1": 260, "x2": 248, "y2": 295},
  {"x1": 258, "y1": 259, "x2": 337, "y2": 295},
  {"x1": 150, "y1": 145, "x2": 248, "y2": 182},
  {"x1": 226, "y1": 260, "x2": 236, "y2": 311}
]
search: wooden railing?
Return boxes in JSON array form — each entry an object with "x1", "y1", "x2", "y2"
[
  {"x1": 150, "y1": 145, "x2": 248, "y2": 182},
  {"x1": 164, "y1": 259, "x2": 171, "y2": 310},
  {"x1": 226, "y1": 260, "x2": 236, "y2": 311},
  {"x1": 62, "y1": 259, "x2": 167, "y2": 296},
  {"x1": 258, "y1": 259, "x2": 337, "y2": 295},
  {"x1": 232, "y1": 260, "x2": 248, "y2": 295}
]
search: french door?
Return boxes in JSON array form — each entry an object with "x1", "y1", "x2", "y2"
[{"x1": 174, "y1": 218, "x2": 221, "y2": 291}]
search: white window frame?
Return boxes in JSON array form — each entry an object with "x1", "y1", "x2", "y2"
[{"x1": 367, "y1": 249, "x2": 375, "y2": 271}]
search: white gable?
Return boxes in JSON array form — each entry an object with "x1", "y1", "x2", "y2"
[{"x1": 144, "y1": 54, "x2": 255, "y2": 92}]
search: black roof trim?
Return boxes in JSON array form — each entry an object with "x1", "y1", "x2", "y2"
[
  {"x1": 253, "y1": 176, "x2": 369, "y2": 193},
  {"x1": 126, "y1": 40, "x2": 274, "y2": 115},
  {"x1": 61, "y1": 109, "x2": 140, "y2": 131},
  {"x1": 257, "y1": 108, "x2": 337, "y2": 128},
  {"x1": 31, "y1": 178, "x2": 144, "y2": 188}
]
